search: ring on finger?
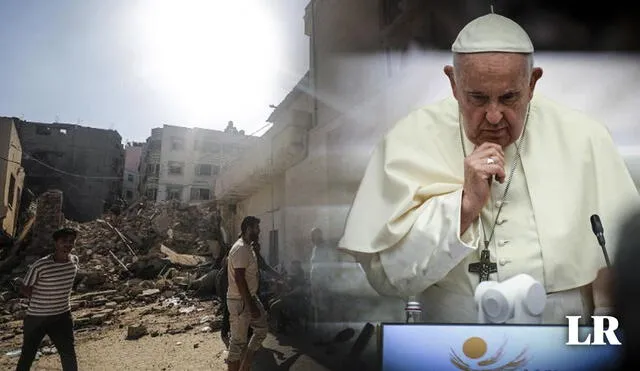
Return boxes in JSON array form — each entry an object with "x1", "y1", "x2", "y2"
[{"x1": 486, "y1": 157, "x2": 495, "y2": 165}]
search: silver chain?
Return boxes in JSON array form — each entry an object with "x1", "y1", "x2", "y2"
[{"x1": 459, "y1": 105, "x2": 530, "y2": 250}]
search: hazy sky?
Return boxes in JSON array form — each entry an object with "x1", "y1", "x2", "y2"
[{"x1": 0, "y1": 0, "x2": 309, "y2": 142}]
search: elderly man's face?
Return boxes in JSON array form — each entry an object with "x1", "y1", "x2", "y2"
[{"x1": 445, "y1": 53, "x2": 543, "y2": 148}]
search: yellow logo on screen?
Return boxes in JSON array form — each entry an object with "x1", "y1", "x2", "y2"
[{"x1": 450, "y1": 336, "x2": 529, "y2": 371}]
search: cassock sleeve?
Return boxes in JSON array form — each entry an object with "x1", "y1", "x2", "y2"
[
  {"x1": 593, "y1": 128, "x2": 640, "y2": 262},
  {"x1": 357, "y1": 190, "x2": 481, "y2": 297},
  {"x1": 339, "y1": 107, "x2": 481, "y2": 298},
  {"x1": 379, "y1": 189, "x2": 481, "y2": 294}
]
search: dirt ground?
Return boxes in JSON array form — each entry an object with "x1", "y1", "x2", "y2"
[
  {"x1": 3, "y1": 328, "x2": 228, "y2": 370},
  {"x1": 0, "y1": 300, "x2": 330, "y2": 371}
]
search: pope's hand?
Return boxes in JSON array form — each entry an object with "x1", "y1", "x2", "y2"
[
  {"x1": 592, "y1": 267, "x2": 614, "y2": 309},
  {"x1": 462, "y1": 143, "x2": 506, "y2": 219}
]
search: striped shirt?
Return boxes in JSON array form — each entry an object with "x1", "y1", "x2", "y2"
[{"x1": 23, "y1": 254, "x2": 79, "y2": 316}]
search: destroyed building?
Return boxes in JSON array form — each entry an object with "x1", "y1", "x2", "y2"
[{"x1": 13, "y1": 119, "x2": 124, "y2": 222}]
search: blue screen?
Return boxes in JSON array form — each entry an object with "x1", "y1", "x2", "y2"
[{"x1": 381, "y1": 324, "x2": 621, "y2": 371}]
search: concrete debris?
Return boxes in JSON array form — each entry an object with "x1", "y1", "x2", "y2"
[
  {"x1": 160, "y1": 245, "x2": 209, "y2": 267},
  {"x1": 5, "y1": 349, "x2": 21, "y2": 358},
  {"x1": 178, "y1": 306, "x2": 196, "y2": 314},
  {"x1": 126, "y1": 324, "x2": 148, "y2": 340},
  {"x1": 0, "y1": 199, "x2": 229, "y2": 334},
  {"x1": 29, "y1": 190, "x2": 64, "y2": 254},
  {"x1": 141, "y1": 289, "x2": 161, "y2": 297},
  {"x1": 40, "y1": 346, "x2": 57, "y2": 355}
]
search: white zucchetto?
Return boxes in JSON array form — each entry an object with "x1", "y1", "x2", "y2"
[{"x1": 452, "y1": 14, "x2": 534, "y2": 54}]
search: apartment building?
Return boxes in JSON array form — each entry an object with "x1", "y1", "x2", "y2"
[{"x1": 139, "y1": 123, "x2": 257, "y2": 203}]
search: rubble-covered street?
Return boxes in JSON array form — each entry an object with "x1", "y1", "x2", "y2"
[
  {"x1": 0, "y1": 191, "x2": 335, "y2": 370},
  {"x1": 1, "y1": 190, "x2": 226, "y2": 326},
  {"x1": 0, "y1": 298, "x2": 227, "y2": 370},
  {"x1": 0, "y1": 298, "x2": 330, "y2": 370},
  {"x1": 0, "y1": 192, "x2": 226, "y2": 368}
]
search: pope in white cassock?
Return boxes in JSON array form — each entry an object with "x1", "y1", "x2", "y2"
[{"x1": 337, "y1": 13, "x2": 640, "y2": 324}]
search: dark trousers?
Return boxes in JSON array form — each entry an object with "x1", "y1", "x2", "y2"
[
  {"x1": 16, "y1": 311, "x2": 78, "y2": 371},
  {"x1": 221, "y1": 291, "x2": 230, "y2": 338}
]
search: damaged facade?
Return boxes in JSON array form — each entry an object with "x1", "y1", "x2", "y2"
[
  {"x1": 14, "y1": 120, "x2": 124, "y2": 222},
  {"x1": 215, "y1": 73, "x2": 313, "y2": 267},
  {"x1": 123, "y1": 142, "x2": 143, "y2": 203},
  {"x1": 0, "y1": 118, "x2": 25, "y2": 238},
  {"x1": 139, "y1": 124, "x2": 256, "y2": 204}
]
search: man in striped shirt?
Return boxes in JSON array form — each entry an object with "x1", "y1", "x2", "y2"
[{"x1": 16, "y1": 227, "x2": 79, "y2": 371}]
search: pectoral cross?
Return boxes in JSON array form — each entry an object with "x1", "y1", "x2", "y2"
[{"x1": 468, "y1": 242, "x2": 498, "y2": 282}]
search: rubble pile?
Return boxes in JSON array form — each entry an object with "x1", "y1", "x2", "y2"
[
  {"x1": 65, "y1": 200, "x2": 223, "y2": 292},
  {"x1": 0, "y1": 197, "x2": 228, "y2": 329}
]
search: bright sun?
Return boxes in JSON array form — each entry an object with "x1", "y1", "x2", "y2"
[{"x1": 130, "y1": 0, "x2": 282, "y2": 130}]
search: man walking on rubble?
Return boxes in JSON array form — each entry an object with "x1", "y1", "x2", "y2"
[
  {"x1": 216, "y1": 231, "x2": 286, "y2": 349},
  {"x1": 226, "y1": 216, "x2": 268, "y2": 371},
  {"x1": 16, "y1": 227, "x2": 80, "y2": 371},
  {"x1": 218, "y1": 223, "x2": 285, "y2": 348}
]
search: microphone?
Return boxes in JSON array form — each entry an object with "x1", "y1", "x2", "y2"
[{"x1": 590, "y1": 214, "x2": 611, "y2": 267}]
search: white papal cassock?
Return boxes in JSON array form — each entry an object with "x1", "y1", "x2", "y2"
[{"x1": 338, "y1": 94, "x2": 640, "y2": 324}]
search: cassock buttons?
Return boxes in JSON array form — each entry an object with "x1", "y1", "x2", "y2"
[
  {"x1": 498, "y1": 240, "x2": 510, "y2": 246},
  {"x1": 499, "y1": 258, "x2": 509, "y2": 266},
  {"x1": 497, "y1": 219, "x2": 507, "y2": 225},
  {"x1": 495, "y1": 200, "x2": 503, "y2": 208}
]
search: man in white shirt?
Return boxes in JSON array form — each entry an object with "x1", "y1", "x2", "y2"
[{"x1": 226, "y1": 216, "x2": 268, "y2": 371}]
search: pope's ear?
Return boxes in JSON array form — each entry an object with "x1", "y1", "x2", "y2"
[
  {"x1": 529, "y1": 67, "x2": 543, "y2": 97},
  {"x1": 444, "y1": 65, "x2": 458, "y2": 99}
]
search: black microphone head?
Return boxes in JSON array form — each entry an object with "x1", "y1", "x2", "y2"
[{"x1": 590, "y1": 214, "x2": 603, "y2": 234}]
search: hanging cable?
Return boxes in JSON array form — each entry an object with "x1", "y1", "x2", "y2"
[{"x1": 22, "y1": 152, "x2": 121, "y2": 180}]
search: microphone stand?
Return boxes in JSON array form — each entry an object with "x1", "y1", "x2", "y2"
[
  {"x1": 590, "y1": 215, "x2": 611, "y2": 268},
  {"x1": 599, "y1": 239, "x2": 611, "y2": 268}
]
